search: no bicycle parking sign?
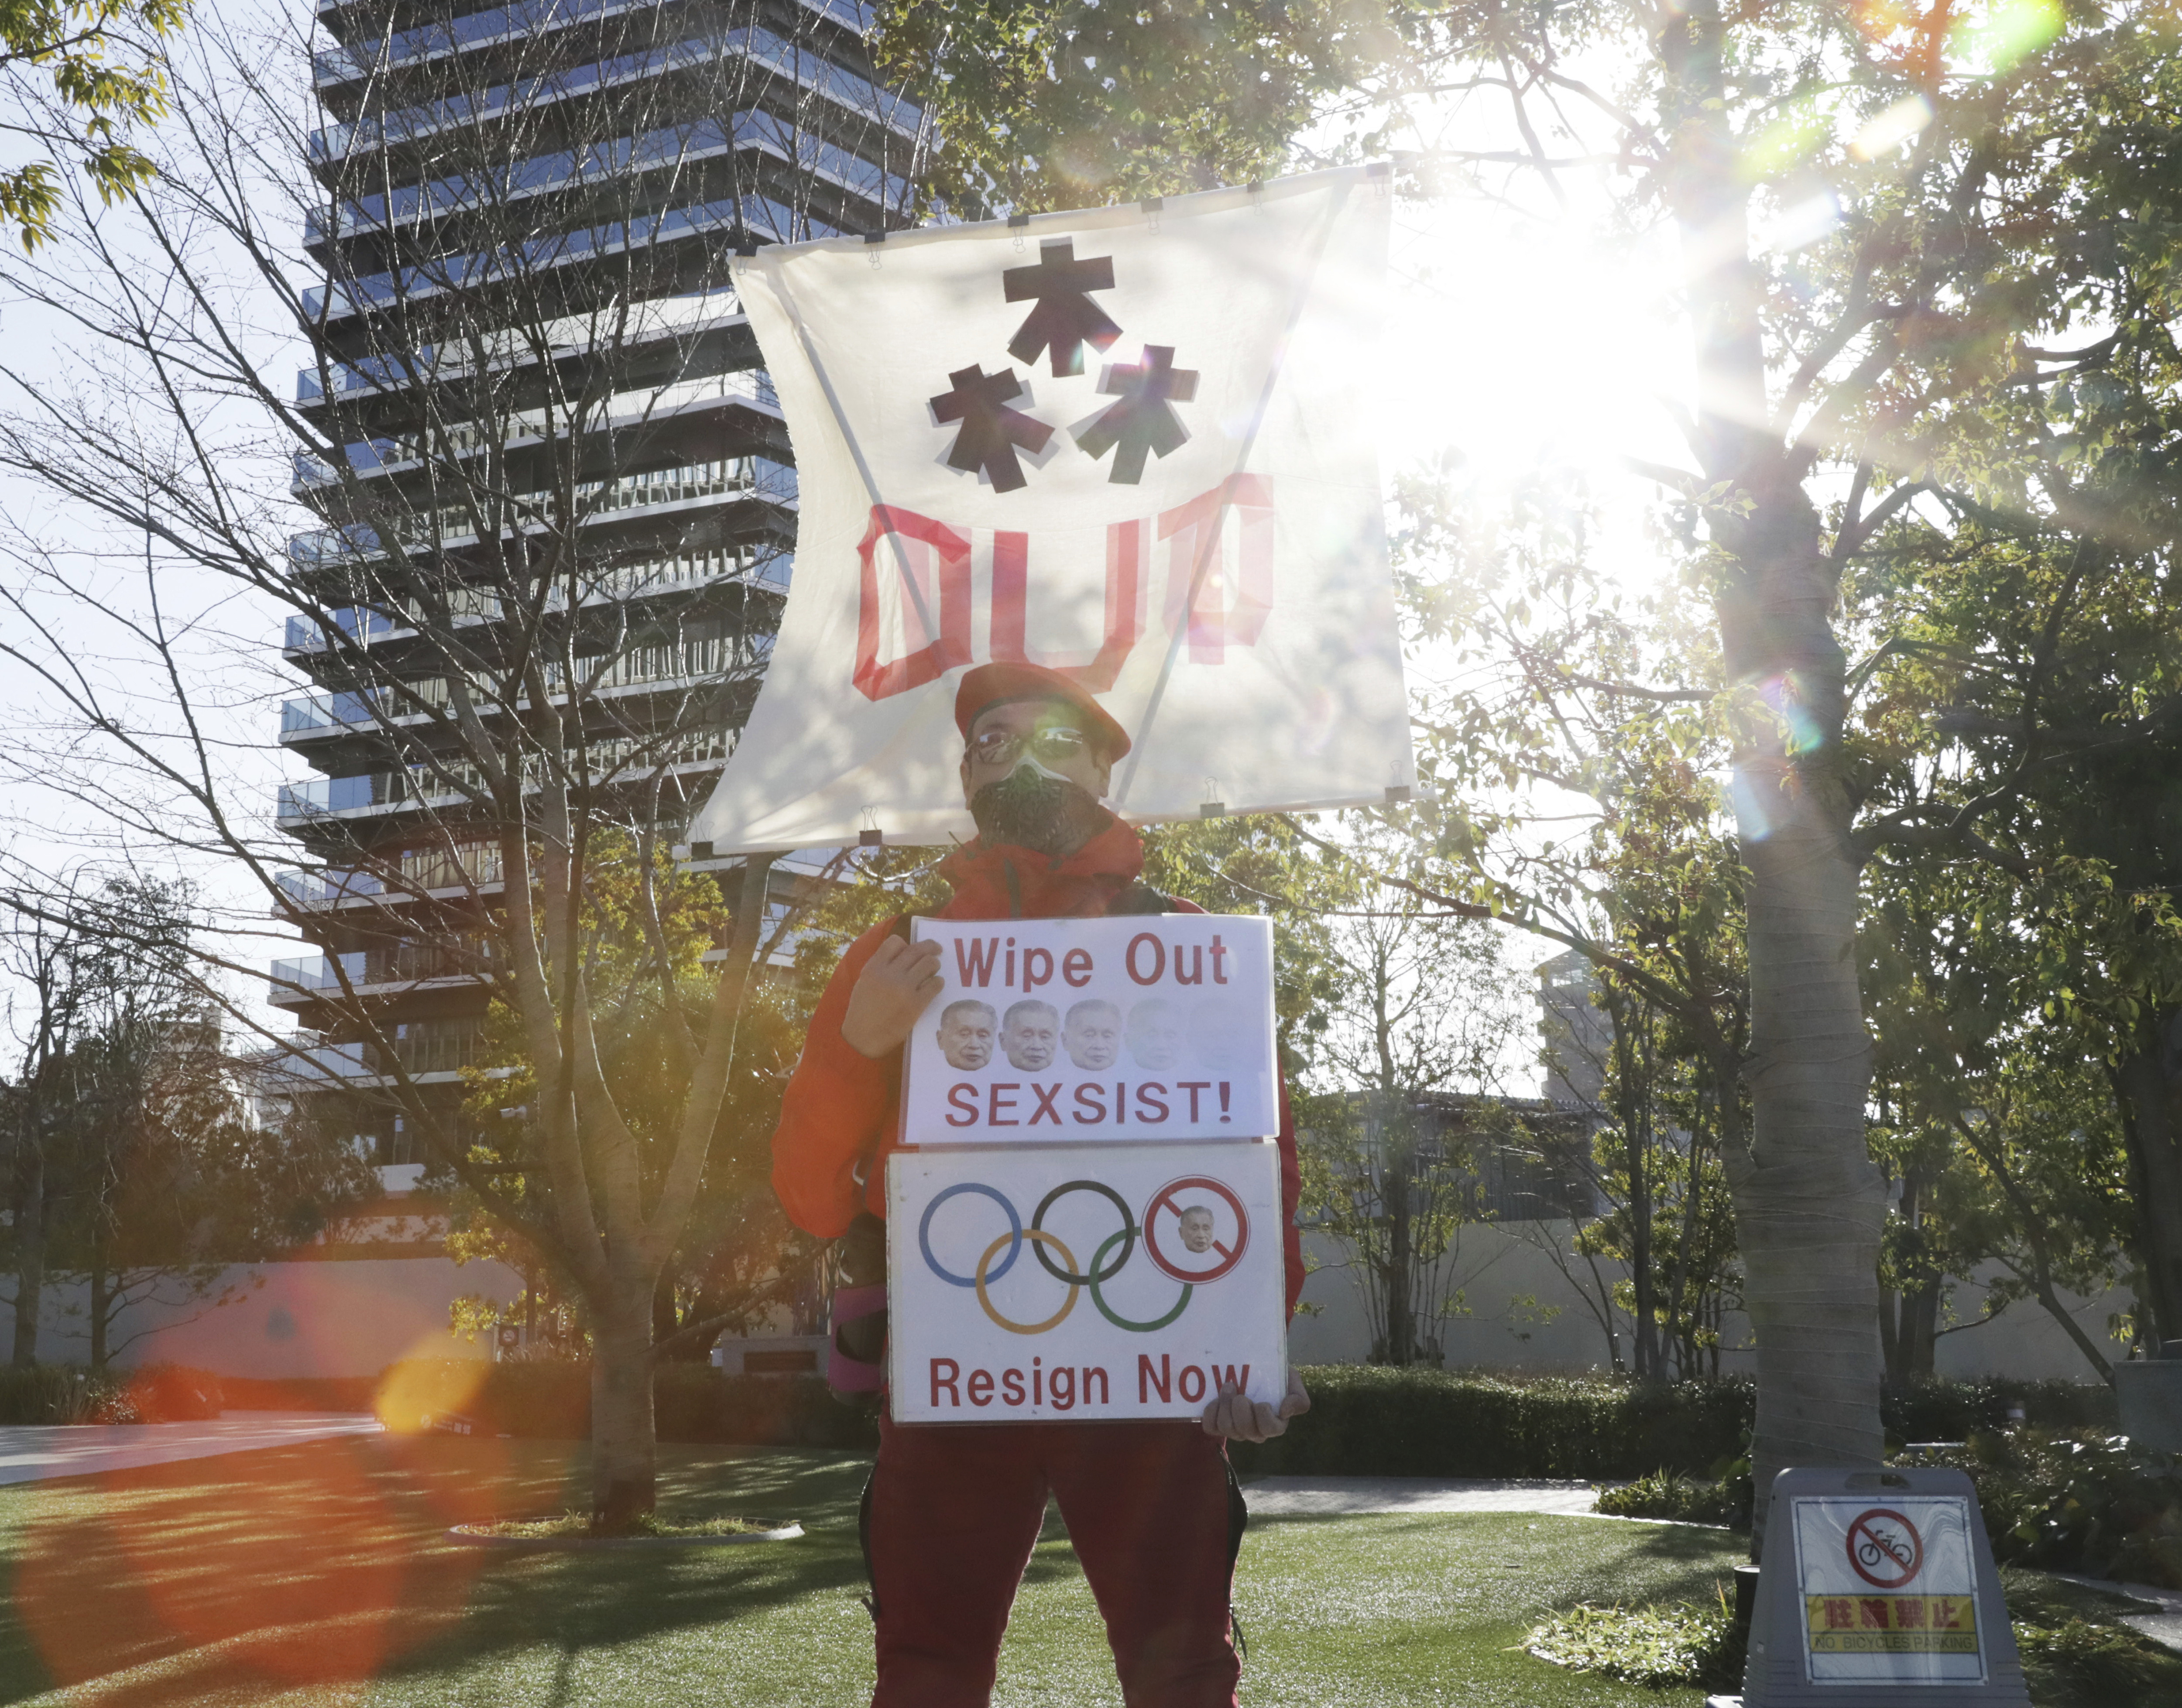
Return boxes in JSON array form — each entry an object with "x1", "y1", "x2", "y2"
[
  {"x1": 887, "y1": 1142, "x2": 1287, "y2": 1423},
  {"x1": 1725, "y1": 1467, "x2": 2031, "y2": 1707}
]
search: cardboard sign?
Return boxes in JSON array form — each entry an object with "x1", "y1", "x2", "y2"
[
  {"x1": 902, "y1": 915, "x2": 1277, "y2": 1144},
  {"x1": 887, "y1": 1140, "x2": 1287, "y2": 1423},
  {"x1": 1726, "y1": 1467, "x2": 2030, "y2": 1708}
]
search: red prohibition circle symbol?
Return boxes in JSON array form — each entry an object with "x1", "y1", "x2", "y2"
[
  {"x1": 1846, "y1": 1508, "x2": 1924, "y2": 1588},
  {"x1": 1142, "y1": 1176, "x2": 1250, "y2": 1283}
]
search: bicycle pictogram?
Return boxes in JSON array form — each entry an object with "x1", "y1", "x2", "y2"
[
  {"x1": 1846, "y1": 1508, "x2": 1924, "y2": 1589},
  {"x1": 920, "y1": 1176, "x2": 1251, "y2": 1334}
]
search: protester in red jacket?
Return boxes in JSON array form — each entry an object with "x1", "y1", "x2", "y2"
[{"x1": 772, "y1": 661, "x2": 1308, "y2": 1708}]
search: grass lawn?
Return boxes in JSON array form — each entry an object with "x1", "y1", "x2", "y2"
[{"x1": 0, "y1": 1435, "x2": 2169, "y2": 1706}]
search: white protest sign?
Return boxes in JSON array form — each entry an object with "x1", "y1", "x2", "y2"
[
  {"x1": 689, "y1": 167, "x2": 1412, "y2": 854},
  {"x1": 902, "y1": 915, "x2": 1276, "y2": 1144},
  {"x1": 1792, "y1": 1495, "x2": 1987, "y2": 1685},
  {"x1": 887, "y1": 1141, "x2": 1287, "y2": 1423}
]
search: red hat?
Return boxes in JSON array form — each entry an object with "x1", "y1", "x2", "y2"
[{"x1": 953, "y1": 662, "x2": 1132, "y2": 761}]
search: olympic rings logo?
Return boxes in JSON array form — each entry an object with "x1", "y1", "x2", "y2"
[{"x1": 918, "y1": 1177, "x2": 1251, "y2": 1336}]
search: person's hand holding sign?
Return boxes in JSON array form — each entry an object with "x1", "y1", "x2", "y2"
[
  {"x1": 842, "y1": 936, "x2": 945, "y2": 1058},
  {"x1": 1201, "y1": 1369, "x2": 1310, "y2": 1443}
]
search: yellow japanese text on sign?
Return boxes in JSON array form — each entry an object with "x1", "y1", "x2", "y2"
[{"x1": 1805, "y1": 1595, "x2": 1980, "y2": 1654}]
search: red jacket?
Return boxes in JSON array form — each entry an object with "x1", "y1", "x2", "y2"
[{"x1": 771, "y1": 816, "x2": 1307, "y2": 1315}]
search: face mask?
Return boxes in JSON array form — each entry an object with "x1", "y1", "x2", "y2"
[{"x1": 970, "y1": 759, "x2": 1110, "y2": 857}]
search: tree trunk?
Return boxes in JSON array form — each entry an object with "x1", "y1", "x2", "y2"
[
  {"x1": 1882, "y1": 1176, "x2": 1941, "y2": 1385},
  {"x1": 12, "y1": 1141, "x2": 43, "y2": 1368},
  {"x1": 1711, "y1": 479, "x2": 1885, "y2": 1557},
  {"x1": 90, "y1": 1262, "x2": 109, "y2": 1372},
  {"x1": 1726, "y1": 778, "x2": 1884, "y2": 1550},
  {"x1": 590, "y1": 1283, "x2": 658, "y2": 1530},
  {"x1": 1628, "y1": 1077, "x2": 1657, "y2": 1381},
  {"x1": 1660, "y1": 0, "x2": 1887, "y2": 1557},
  {"x1": 1904, "y1": 1279, "x2": 1940, "y2": 1380},
  {"x1": 2112, "y1": 1007, "x2": 2182, "y2": 1347}
]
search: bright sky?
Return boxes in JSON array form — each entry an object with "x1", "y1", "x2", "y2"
[{"x1": 1379, "y1": 192, "x2": 1689, "y2": 526}]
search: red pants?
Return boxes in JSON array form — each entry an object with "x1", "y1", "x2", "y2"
[{"x1": 864, "y1": 1414, "x2": 1241, "y2": 1708}]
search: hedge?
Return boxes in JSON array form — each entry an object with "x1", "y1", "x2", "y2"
[
  {"x1": 374, "y1": 1359, "x2": 878, "y2": 1448},
  {"x1": 221, "y1": 1375, "x2": 376, "y2": 1413},
  {"x1": 1228, "y1": 1369, "x2": 2118, "y2": 1480},
  {"x1": 1881, "y1": 1376, "x2": 2117, "y2": 1440},
  {"x1": 365, "y1": 1360, "x2": 2119, "y2": 1478},
  {"x1": 1229, "y1": 1368, "x2": 1755, "y2": 1479}
]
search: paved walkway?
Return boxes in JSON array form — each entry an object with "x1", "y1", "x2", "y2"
[
  {"x1": 2053, "y1": 1572, "x2": 2182, "y2": 1655},
  {"x1": 1240, "y1": 1476, "x2": 1616, "y2": 1517},
  {"x1": 0, "y1": 1411, "x2": 381, "y2": 1486}
]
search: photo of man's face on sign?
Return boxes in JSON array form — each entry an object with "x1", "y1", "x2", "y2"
[
  {"x1": 936, "y1": 1000, "x2": 997, "y2": 1071},
  {"x1": 1125, "y1": 999, "x2": 1180, "y2": 1071},
  {"x1": 1143, "y1": 1176, "x2": 1249, "y2": 1283},
  {"x1": 1064, "y1": 1000, "x2": 1122, "y2": 1070},
  {"x1": 1001, "y1": 1000, "x2": 1060, "y2": 1072}
]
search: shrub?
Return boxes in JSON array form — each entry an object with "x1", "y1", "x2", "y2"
[
  {"x1": 2014, "y1": 1617, "x2": 2182, "y2": 1702},
  {"x1": 1596, "y1": 1466, "x2": 1752, "y2": 1530},
  {"x1": 1526, "y1": 1598, "x2": 1745, "y2": 1693},
  {"x1": 372, "y1": 1358, "x2": 879, "y2": 1448},
  {"x1": 0, "y1": 1365, "x2": 131, "y2": 1424},
  {"x1": 1914, "y1": 1431, "x2": 2182, "y2": 1590}
]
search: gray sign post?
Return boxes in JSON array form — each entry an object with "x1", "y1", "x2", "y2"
[{"x1": 1708, "y1": 1467, "x2": 2030, "y2": 1708}]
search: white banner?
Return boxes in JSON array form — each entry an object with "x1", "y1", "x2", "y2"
[
  {"x1": 887, "y1": 1141, "x2": 1287, "y2": 1423},
  {"x1": 691, "y1": 167, "x2": 1410, "y2": 853},
  {"x1": 901, "y1": 915, "x2": 1277, "y2": 1144}
]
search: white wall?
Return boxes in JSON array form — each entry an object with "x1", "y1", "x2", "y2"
[
  {"x1": 1287, "y1": 1220, "x2": 2131, "y2": 1385},
  {"x1": 10, "y1": 1256, "x2": 524, "y2": 1377}
]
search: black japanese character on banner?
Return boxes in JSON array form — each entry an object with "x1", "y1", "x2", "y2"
[
  {"x1": 930, "y1": 364, "x2": 1053, "y2": 493},
  {"x1": 1004, "y1": 240, "x2": 1122, "y2": 377},
  {"x1": 1073, "y1": 346, "x2": 1198, "y2": 484}
]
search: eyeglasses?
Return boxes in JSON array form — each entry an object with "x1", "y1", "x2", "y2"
[{"x1": 968, "y1": 725, "x2": 1091, "y2": 766}]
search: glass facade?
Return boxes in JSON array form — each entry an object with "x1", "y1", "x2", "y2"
[{"x1": 274, "y1": 0, "x2": 916, "y2": 1156}]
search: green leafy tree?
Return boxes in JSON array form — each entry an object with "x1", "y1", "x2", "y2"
[
  {"x1": 1852, "y1": 486, "x2": 2182, "y2": 1351},
  {"x1": 1151, "y1": 814, "x2": 1526, "y2": 1364},
  {"x1": 1863, "y1": 852, "x2": 2139, "y2": 1380},
  {"x1": 871, "y1": 0, "x2": 1397, "y2": 214},
  {"x1": 3, "y1": 875, "x2": 373, "y2": 1368},
  {"x1": 1571, "y1": 983, "x2": 1745, "y2": 1382},
  {"x1": 0, "y1": 0, "x2": 182, "y2": 247}
]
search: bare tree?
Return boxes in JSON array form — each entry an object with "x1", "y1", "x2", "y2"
[
  {"x1": 1298, "y1": 859, "x2": 1526, "y2": 1364},
  {"x1": 0, "y1": 5, "x2": 918, "y2": 1523}
]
